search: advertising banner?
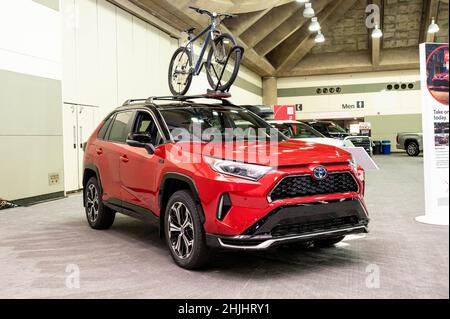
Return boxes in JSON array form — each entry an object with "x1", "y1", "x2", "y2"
[
  {"x1": 416, "y1": 43, "x2": 449, "y2": 225},
  {"x1": 273, "y1": 105, "x2": 296, "y2": 120}
]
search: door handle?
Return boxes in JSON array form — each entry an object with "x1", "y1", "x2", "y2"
[
  {"x1": 120, "y1": 155, "x2": 129, "y2": 163},
  {"x1": 96, "y1": 148, "x2": 103, "y2": 155}
]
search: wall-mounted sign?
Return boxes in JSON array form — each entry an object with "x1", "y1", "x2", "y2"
[
  {"x1": 342, "y1": 101, "x2": 365, "y2": 110},
  {"x1": 416, "y1": 43, "x2": 449, "y2": 226},
  {"x1": 296, "y1": 104, "x2": 303, "y2": 112},
  {"x1": 274, "y1": 105, "x2": 296, "y2": 120}
]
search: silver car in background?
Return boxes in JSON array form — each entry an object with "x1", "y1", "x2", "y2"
[{"x1": 396, "y1": 133, "x2": 423, "y2": 156}]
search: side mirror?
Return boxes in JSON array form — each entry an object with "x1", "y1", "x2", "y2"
[{"x1": 126, "y1": 133, "x2": 155, "y2": 155}]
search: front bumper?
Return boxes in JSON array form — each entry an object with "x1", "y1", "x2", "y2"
[{"x1": 206, "y1": 198, "x2": 369, "y2": 250}]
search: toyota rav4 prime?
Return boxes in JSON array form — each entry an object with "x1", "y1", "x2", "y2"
[{"x1": 82, "y1": 94, "x2": 369, "y2": 269}]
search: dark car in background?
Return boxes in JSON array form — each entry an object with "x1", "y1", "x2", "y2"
[{"x1": 308, "y1": 121, "x2": 373, "y2": 156}]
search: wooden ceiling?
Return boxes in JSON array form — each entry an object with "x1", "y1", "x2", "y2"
[{"x1": 111, "y1": 0, "x2": 449, "y2": 77}]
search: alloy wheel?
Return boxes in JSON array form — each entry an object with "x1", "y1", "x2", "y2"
[
  {"x1": 168, "y1": 202, "x2": 194, "y2": 259},
  {"x1": 86, "y1": 184, "x2": 99, "y2": 223},
  {"x1": 407, "y1": 143, "x2": 418, "y2": 155}
]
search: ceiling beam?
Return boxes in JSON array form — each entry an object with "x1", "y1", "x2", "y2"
[
  {"x1": 240, "y1": 1, "x2": 300, "y2": 48},
  {"x1": 419, "y1": 0, "x2": 440, "y2": 43},
  {"x1": 269, "y1": 0, "x2": 358, "y2": 73},
  {"x1": 107, "y1": 0, "x2": 181, "y2": 37},
  {"x1": 254, "y1": 0, "x2": 332, "y2": 56},
  {"x1": 230, "y1": 6, "x2": 277, "y2": 37},
  {"x1": 278, "y1": 47, "x2": 419, "y2": 77}
]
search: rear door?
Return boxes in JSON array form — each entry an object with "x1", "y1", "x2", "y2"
[{"x1": 95, "y1": 111, "x2": 134, "y2": 204}]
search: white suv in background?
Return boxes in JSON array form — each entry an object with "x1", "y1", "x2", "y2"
[{"x1": 268, "y1": 120, "x2": 355, "y2": 149}]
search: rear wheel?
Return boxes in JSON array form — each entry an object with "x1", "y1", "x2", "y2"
[
  {"x1": 206, "y1": 33, "x2": 241, "y2": 92},
  {"x1": 314, "y1": 236, "x2": 345, "y2": 248},
  {"x1": 84, "y1": 177, "x2": 115, "y2": 229},
  {"x1": 406, "y1": 141, "x2": 420, "y2": 156},
  {"x1": 168, "y1": 47, "x2": 193, "y2": 96},
  {"x1": 164, "y1": 190, "x2": 210, "y2": 269}
]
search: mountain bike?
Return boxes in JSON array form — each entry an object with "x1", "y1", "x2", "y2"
[{"x1": 168, "y1": 6, "x2": 244, "y2": 96}]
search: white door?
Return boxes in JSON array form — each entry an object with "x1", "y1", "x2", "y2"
[
  {"x1": 63, "y1": 103, "x2": 79, "y2": 192},
  {"x1": 77, "y1": 105, "x2": 97, "y2": 188}
]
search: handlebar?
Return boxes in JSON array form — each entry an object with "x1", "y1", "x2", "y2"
[{"x1": 188, "y1": 6, "x2": 237, "y2": 19}]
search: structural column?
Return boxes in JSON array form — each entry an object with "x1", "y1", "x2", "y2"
[{"x1": 262, "y1": 77, "x2": 278, "y2": 106}]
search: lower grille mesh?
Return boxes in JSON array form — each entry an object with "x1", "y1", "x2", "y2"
[
  {"x1": 271, "y1": 216, "x2": 360, "y2": 237},
  {"x1": 269, "y1": 172, "x2": 358, "y2": 201}
]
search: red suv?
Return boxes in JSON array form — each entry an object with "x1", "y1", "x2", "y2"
[{"x1": 83, "y1": 94, "x2": 369, "y2": 269}]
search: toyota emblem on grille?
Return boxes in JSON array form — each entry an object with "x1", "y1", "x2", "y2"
[{"x1": 313, "y1": 166, "x2": 328, "y2": 180}]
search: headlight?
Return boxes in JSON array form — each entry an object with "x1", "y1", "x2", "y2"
[
  {"x1": 349, "y1": 156, "x2": 358, "y2": 173},
  {"x1": 204, "y1": 157, "x2": 273, "y2": 181}
]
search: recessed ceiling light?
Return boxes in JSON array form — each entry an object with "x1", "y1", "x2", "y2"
[
  {"x1": 371, "y1": 24, "x2": 383, "y2": 38},
  {"x1": 303, "y1": 3, "x2": 315, "y2": 18},
  {"x1": 315, "y1": 31, "x2": 325, "y2": 43},
  {"x1": 309, "y1": 17, "x2": 321, "y2": 32},
  {"x1": 428, "y1": 17, "x2": 440, "y2": 33},
  {"x1": 296, "y1": 0, "x2": 309, "y2": 3}
]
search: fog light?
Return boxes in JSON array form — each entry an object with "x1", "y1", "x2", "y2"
[{"x1": 217, "y1": 193, "x2": 232, "y2": 221}]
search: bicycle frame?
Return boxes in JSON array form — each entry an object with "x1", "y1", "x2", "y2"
[{"x1": 185, "y1": 22, "x2": 221, "y2": 76}]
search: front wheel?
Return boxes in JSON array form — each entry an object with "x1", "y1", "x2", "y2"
[
  {"x1": 164, "y1": 190, "x2": 210, "y2": 269},
  {"x1": 206, "y1": 33, "x2": 242, "y2": 92},
  {"x1": 406, "y1": 141, "x2": 420, "y2": 156},
  {"x1": 168, "y1": 47, "x2": 193, "y2": 96}
]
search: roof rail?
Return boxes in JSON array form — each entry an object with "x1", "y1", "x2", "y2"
[
  {"x1": 146, "y1": 91, "x2": 232, "y2": 104},
  {"x1": 122, "y1": 99, "x2": 147, "y2": 106}
]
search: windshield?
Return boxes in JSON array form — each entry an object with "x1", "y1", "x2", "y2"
[
  {"x1": 271, "y1": 122, "x2": 325, "y2": 139},
  {"x1": 325, "y1": 122, "x2": 347, "y2": 134},
  {"x1": 160, "y1": 107, "x2": 285, "y2": 142}
]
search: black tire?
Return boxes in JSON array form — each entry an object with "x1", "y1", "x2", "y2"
[
  {"x1": 164, "y1": 190, "x2": 210, "y2": 269},
  {"x1": 168, "y1": 47, "x2": 193, "y2": 96},
  {"x1": 314, "y1": 236, "x2": 345, "y2": 248},
  {"x1": 406, "y1": 141, "x2": 420, "y2": 156},
  {"x1": 84, "y1": 177, "x2": 115, "y2": 230},
  {"x1": 206, "y1": 33, "x2": 241, "y2": 92}
]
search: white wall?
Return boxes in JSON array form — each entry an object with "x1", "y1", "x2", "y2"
[
  {"x1": 61, "y1": 0, "x2": 179, "y2": 122},
  {"x1": 278, "y1": 70, "x2": 421, "y2": 120},
  {"x1": 0, "y1": 0, "x2": 64, "y2": 201},
  {"x1": 0, "y1": 0, "x2": 61, "y2": 80},
  {"x1": 61, "y1": 0, "x2": 262, "y2": 123}
]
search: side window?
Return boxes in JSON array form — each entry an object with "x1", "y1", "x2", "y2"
[
  {"x1": 107, "y1": 111, "x2": 134, "y2": 143},
  {"x1": 97, "y1": 114, "x2": 114, "y2": 140},
  {"x1": 132, "y1": 111, "x2": 163, "y2": 145}
]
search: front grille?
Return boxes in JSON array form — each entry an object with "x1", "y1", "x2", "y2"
[
  {"x1": 269, "y1": 172, "x2": 358, "y2": 201},
  {"x1": 271, "y1": 216, "x2": 360, "y2": 237}
]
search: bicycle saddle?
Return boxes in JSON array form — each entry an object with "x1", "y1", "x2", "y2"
[{"x1": 184, "y1": 27, "x2": 196, "y2": 34}]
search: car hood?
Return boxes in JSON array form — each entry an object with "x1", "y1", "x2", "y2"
[
  {"x1": 183, "y1": 139, "x2": 351, "y2": 167},
  {"x1": 297, "y1": 137, "x2": 349, "y2": 149}
]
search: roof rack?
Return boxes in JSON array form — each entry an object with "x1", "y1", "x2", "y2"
[
  {"x1": 146, "y1": 91, "x2": 232, "y2": 104},
  {"x1": 122, "y1": 99, "x2": 147, "y2": 106}
]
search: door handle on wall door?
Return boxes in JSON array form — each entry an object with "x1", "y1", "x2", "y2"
[
  {"x1": 120, "y1": 155, "x2": 129, "y2": 163},
  {"x1": 79, "y1": 126, "x2": 83, "y2": 148},
  {"x1": 73, "y1": 126, "x2": 76, "y2": 149}
]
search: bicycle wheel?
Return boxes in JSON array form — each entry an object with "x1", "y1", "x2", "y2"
[
  {"x1": 206, "y1": 33, "x2": 242, "y2": 92},
  {"x1": 168, "y1": 47, "x2": 193, "y2": 96}
]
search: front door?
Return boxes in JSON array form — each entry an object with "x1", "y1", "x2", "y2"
[{"x1": 119, "y1": 111, "x2": 163, "y2": 214}]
